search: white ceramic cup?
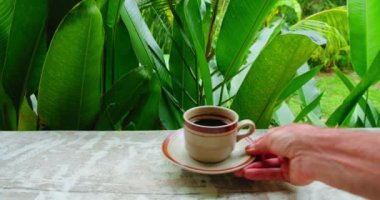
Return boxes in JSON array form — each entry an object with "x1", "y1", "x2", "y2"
[{"x1": 183, "y1": 106, "x2": 256, "y2": 163}]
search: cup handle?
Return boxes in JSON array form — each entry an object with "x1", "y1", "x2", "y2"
[{"x1": 236, "y1": 120, "x2": 256, "y2": 142}]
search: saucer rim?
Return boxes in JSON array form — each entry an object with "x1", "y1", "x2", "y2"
[{"x1": 162, "y1": 129, "x2": 255, "y2": 175}]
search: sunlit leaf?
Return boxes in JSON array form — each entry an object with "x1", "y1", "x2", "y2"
[{"x1": 232, "y1": 33, "x2": 318, "y2": 128}]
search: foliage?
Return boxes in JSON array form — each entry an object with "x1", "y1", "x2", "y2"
[
  {"x1": 1, "y1": 0, "x2": 379, "y2": 130},
  {"x1": 298, "y1": 0, "x2": 346, "y2": 17}
]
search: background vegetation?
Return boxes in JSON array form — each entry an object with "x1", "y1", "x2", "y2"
[{"x1": 0, "y1": 0, "x2": 379, "y2": 130}]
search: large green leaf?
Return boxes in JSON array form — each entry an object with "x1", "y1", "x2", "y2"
[
  {"x1": 38, "y1": 0, "x2": 104, "y2": 130},
  {"x1": 348, "y1": 0, "x2": 380, "y2": 77},
  {"x1": 0, "y1": 0, "x2": 13, "y2": 129},
  {"x1": 216, "y1": 0, "x2": 277, "y2": 81},
  {"x1": 327, "y1": 52, "x2": 380, "y2": 126},
  {"x1": 96, "y1": 67, "x2": 151, "y2": 130},
  {"x1": 1, "y1": 0, "x2": 47, "y2": 110},
  {"x1": 120, "y1": 0, "x2": 172, "y2": 91},
  {"x1": 0, "y1": 0, "x2": 13, "y2": 69},
  {"x1": 183, "y1": 0, "x2": 213, "y2": 105},
  {"x1": 231, "y1": 34, "x2": 318, "y2": 128}
]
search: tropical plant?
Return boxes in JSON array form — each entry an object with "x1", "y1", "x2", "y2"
[{"x1": 5, "y1": 0, "x2": 369, "y2": 131}]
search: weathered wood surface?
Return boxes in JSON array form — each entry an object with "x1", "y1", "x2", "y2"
[{"x1": 0, "y1": 130, "x2": 363, "y2": 200}]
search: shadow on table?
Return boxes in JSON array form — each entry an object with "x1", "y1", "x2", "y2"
[{"x1": 176, "y1": 170, "x2": 294, "y2": 197}]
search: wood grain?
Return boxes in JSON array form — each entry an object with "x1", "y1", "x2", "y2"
[{"x1": 0, "y1": 131, "x2": 364, "y2": 199}]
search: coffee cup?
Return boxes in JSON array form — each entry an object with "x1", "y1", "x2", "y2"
[{"x1": 183, "y1": 106, "x2": 256, "y2": 163}]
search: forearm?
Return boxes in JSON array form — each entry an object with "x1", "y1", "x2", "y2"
[{"x1": 302, "y1": 129, "x2": 380, "y2": 199}]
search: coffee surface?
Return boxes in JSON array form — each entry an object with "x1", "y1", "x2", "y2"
[{"x1": 193, "y1": 119, "x2": 228, "y2": 127}]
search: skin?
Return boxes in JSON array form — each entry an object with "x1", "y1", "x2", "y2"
[{"x1": 234, "y1": 124, "x2": 380, "y2": 199}]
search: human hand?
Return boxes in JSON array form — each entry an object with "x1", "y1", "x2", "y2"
[{"x1": 235, "y1": 124, "x2": 323, "y2": 185}]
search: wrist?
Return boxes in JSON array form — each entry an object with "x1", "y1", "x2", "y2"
[{"x1": 293, "y1": 128, "x2": 334, "y2": 182}]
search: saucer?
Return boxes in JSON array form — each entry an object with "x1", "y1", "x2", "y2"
[{"x1": 162, "y1": 129, "x2": 255, "y2": 175}]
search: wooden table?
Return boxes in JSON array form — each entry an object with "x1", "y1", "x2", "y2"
[{"x1": 0, "y1": 130, "x2": 364, "y2": 199}]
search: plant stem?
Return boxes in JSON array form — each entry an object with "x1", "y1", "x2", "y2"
[
  {"x1": 206, "y1": 0, "x2": 219, "y2": 60},
  {"x1": 218, "y1": 84, "x2": 224, "y2": 106}
]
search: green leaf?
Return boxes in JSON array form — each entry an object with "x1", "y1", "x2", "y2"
[
  {"x1": 113, "y1": 20, "x2": 139, "y2": 82},
  {"x1": 159, "y1": 91, "x2": 183, "y2": 130},
  {"x1": 278, "y1": 65, "x2": 323, "y2": 103},
  {"x1": 333, "y1": 66, "x2": 378, "y2": 126},
  {"x1": 0, "y1": 85, "x2": 16, "y2": 130},
  {"x1": 348, "y1": 0, "x2": 380, "y2": 76},
  {"x1": 120, "y1": 0, "x2": 172, "y2": 91},
  {"x1": 18, "y1": 97, "x2": 37, "y2": 130},
  {"x1": 169, "y1": 1, "x2": 198, "y2": 110},
  {"x1": 230, "y1": 19, "x2": 285, "y2": 97},
  {"x1": 38, "y1": 0, "x2": 104, "y2": 130},
  {"x1": 1, "y1": 0, "x2": 47, "y2": 110},
  {"x1": 231, "y1": 33, "x2": 318, "y2": 128},
  {"x1": 306, "y1": 112, "x2": 327, "y2": 128},
  {"x1": 183, "y1": 0, "x2": 213, "y2": 105},
  {"x1": 123, "y1": 75, "x2": 161, "y2": 130},
  {"x1": 104, "y1": 19, "x2": 139, "y2": 92},
  {"x1": 97, "y1": 67, "x2": 151, "y2": 130},
  {"x1": 0, "y1": 0, "x2": 13, "y2": 69},
  {"x1": 106, "y1": 0, "x2": 123, "y2": 28},
  {"x1": 306, "y1": 7, "x2": 349, "y2": 41},
  {"x1": 294, "y1": 93, "x2": 324, "y2": 122},
  {"x1": 327, "y1": 51, "x2": 380, "y2": 126},
  {"x1": 297, "y1": 63, "x2": 322, "y2": 117},
  {"x1": 216, "y1": 0, "x2": 278, "y2": 81}
]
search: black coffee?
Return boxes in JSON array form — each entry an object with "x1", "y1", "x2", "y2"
[{"x1": 193, "y1": 119, "x2": 228, "y2": 126}]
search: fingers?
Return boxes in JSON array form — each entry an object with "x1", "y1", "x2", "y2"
[
  {"x1": 234, "y1": 158, "x2": 281, "y2": 177},
  {"x1": 245, "y1": 157, "x2": 281, "y2": 168},
  {"x1": 242, "y1": 168, "x2": 286, "y2": 181}
]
